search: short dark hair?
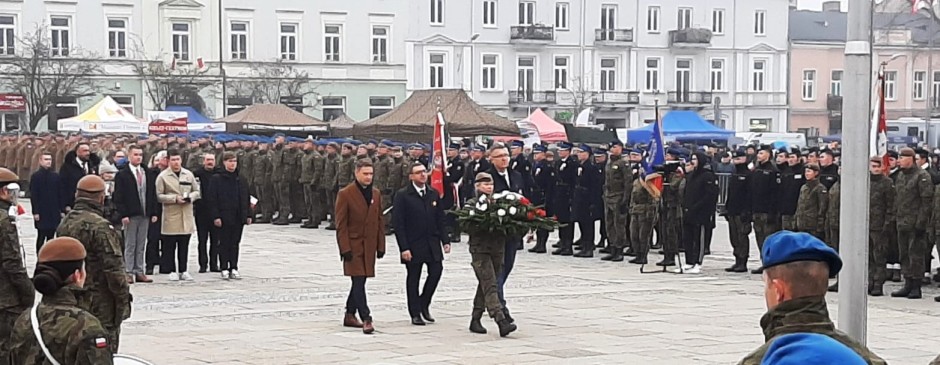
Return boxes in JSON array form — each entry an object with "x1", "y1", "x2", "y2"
[
  {"x1": 410, "y1": 162, "x2": 426, "y2": 174},
  {"x1": 355, "y1": 158, "x2": 373, "y2": 170},
  {"x1": 488, "y1": 145, "x2": 508, "y2": 155},
  {"x1": 75, "y1": 142, "x2": 90, "y2": 151},
  {"x1": 765, "y1": 261, "x2": 830, "y2": 298},
  {"x1": 128, "y1": 144, "x2": 143, "y2": 154},
  {"x1": 167, "y1": 149, "x2": 181, "y2": 158},
  {"x1": 222, "y1": 151, "x2": 237, "y2": 161}
]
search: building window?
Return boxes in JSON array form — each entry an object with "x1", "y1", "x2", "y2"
[
  {"x1": 932, "y1": 72, "x2": 940, "y2": 107},
  {"x1": 321, "y1": 96, "x2": 346, "y2": 121},
  {"x1": 749, "y1": 118, "x2": 771, "y2": 132},
  {"x1": 647, "y1": 6, "x2": 660, "y2": 32},
  {"x1": 324, "y1": 24, "x2": 341, "y2": 62},
  {"x1": 519, "y1": 1, "x2": 535, "y2": 26},
  {"x1": 801, "y1": 70, "x2": 816, "y2": 100},
  {"x1": 675, "y1": 59, "x2": 692, "y2": 94},
  {"x1": 599, "y1": 5, "x2": 616, "y2": 40},
  {"x1": 831, "y1": 70, "x2": 843, "y2": 97},
  {"x1": 553, "y1": 56, "x2": 568, "y2": 89},
  {"x1": 107, "y1": 18, "x2": 127, "y2": 58},
  {"x1": 754, "y1": 10, "x2": 766, "y2": 36},
  {"x1": 483, "y1": 0, "x2": 497, "y2": 27},
  {"x1": 710, "y1": 59, "x2": 724, "y2": 91},
  {"x1": 54, "y1": 96, "x2": 79, "y2": 120},
  {"x1": 645, "y1": 58, "x2": 660, "y2": 91},
  {"x1": 884, "y1": 71, "x2": 897, "y2": 100},
  {"x1": 677, "y1": 8, "x2": 692, "y2": 30},
  {"x1": 369, "y1": 97, "x2": 395, "y2": 118},
  {"x1": 555, "y1": 2, "x2": 569, "y2": 30},
  {"x1": 429, "y1": 53, "x2": 445, "y2": 88},
  {"x1": 280, "y1": 23, "x2": 297, "y2": 60},
  {"x1": 431, "y1": 0, "x2": 444, "y2": 25},
  {"x1": 226, "y1": 97, "x2": 251, "y2": 116},
  {"x1": 0, "y1": 16, "x2": 13, "y2": 55},
  {"x1": 517, "y1": 57, "x2": 535, "y2": 97},
  {"x1": 230, "y1": 21, "x2": 248, "y2": 60},
  {"x1": 50, "y1": 16, "x2": 71, "y2": 57},
  {"x1": 110, "y1": 95, "x2": 134, "y2": 115},
  {"x1": 371, "y1": 26, "x2": 388, "y2": 63},
  {"x1": 752, "y1": 60, "x2": 766, "y2": 92},
  {"x1": 712, "y1": 9, "x2": 724, "y2": 35},
  {"x1": 913, "y1": 70, "x2": 925, "y2": 100},
  {"x1": 600, "y1": 58, "x2": 617, "y2": 91},
  {"x1": 482, "y1": 54, "x2": 499, "y2": 90},
  {"x1": 172, "y1": 23, "x2": 191, "y2": 61}
]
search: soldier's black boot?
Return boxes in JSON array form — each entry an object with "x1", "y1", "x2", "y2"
[
  {"x1": 552, "y1": 241, "x2": 573, "y2": 256},
  {"x1": 496, "y1": 319, "x2": 517, "y2": 337},
  {"x1": 891, "y1": 279, "x2": 913, "y2": 298},
  {"x1": 469, "y1": 312, "x2": 487, "y2": 334},
  {"x1": 656, "y1": 254, "x2": 676, "y2": 267},
  {"x1": 907, "y1": 280, "x2": 922, "y2": 299},
  {"x1": 935, "y1": 294, "x2": 940, "y2": 302},
  {"x1": 628, "y1": 253, "x2": 648, "y2": 265},
  {"x1": 325, "y1": 222, "x2": 337, "y2": 231},
  {"x1": 623, "y1": 247, "x2": 636, "y2": 257},
  {"x1": 869, "y1": 283, "x2": 884, "y2": 297},
  {"x1": 599, "y1": 246, "x2": 612, "y2": 254},
  {"x1": 529, "y1": 234, "x2": 547, "y2": 253},
  {"x1": 272, "y1": 217, "x2": 290, "y2": 226},
  {"x1": 573, "y1": 246, "x2": 594, "y2": 258}
]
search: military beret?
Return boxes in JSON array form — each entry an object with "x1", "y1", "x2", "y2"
[
  {"x1": 509, "y1": 140, "x2": 524, "y2": 149},
  {"x1": 609, "y1": 140, "x2": 624, "y2": 148},
  {"x1": 448, "y1": 142, "x2": 460, "y2": 150},
  {"x1": 367, "y1": 139, "x2": 377, "y2": 145},
  {"x1": 341, "y1": 143, "x2": 355, "y2": 150},
  {"x1": 577, "y1": 143, "x2": 592, "y2": 154},
  {"x1": 666, "y1": 147, "x2": 684, "y2": 156},
  {"x1": 804, "y1": 163, "x2": 820, "y2": 172},
  {"x1": 0, "y1": 167, "x2": 19, "y2": 184},
  {"x1": 471, "y1": 145, "x2": 486, "y2": 152},
  {"x1": 379, "y1": 139, "x2": 393, "y2": 147},
  {"x1": 273, "y1": 133, "x2": 286, "y2": 138},
  {"x1": 327, "y1": 142, "x2": 340, "y2": 149},
  {"x1": 759, "y1": 231, "x2": 842, "y2": 278},
  {"x1": 899, "y1": 147, "x2": 915, "y2": 157},
  {"x1": 76, "y1": 175, "x2": 107, "y2": 193},
  {"x1": 593, "y1": 147, "x2": 607, "y2": 156},
  {"x1": 887, "y1": 150, "x2": 899, "y2": 159},
  {"x1": 37, "y1": 237, "x2": 86, "y2": 263},
  {"x1": 533, "y1": 145, "x2": 547, "y2": 153},
  {"x1": 869, "y1": 156, "x2": 885, "y2": 164},
  {"x1": 762, "y1": 333, "x2": 866, "y2": 365},
  {"x1": 475, "y1": 172, "x2": 493, "y2": 183},
  {"x1": 776, "y1": 148, "x2": 789, "y2": 155},
  {"x1": 557, "y1": 142, "x2": 573, "y2": 150},
  {"x1": 630, "y1": 147, "x2": 645, "y2": 155},
  {"x1": 789, "y1": 147, "x2": 802, "y2": 156}
]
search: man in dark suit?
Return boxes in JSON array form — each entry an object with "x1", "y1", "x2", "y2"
[
  {"x1": 193, "y1": 153, "x2": 220, "y2": 273},
  {"x1": 113, "y1": 145, "x2": 158, "y2": 283},
  {"x1": 393, "y1": 162, "x2": 449, "y2": 326},
  {"x1": 59, "y1": 142, "x2": 101, "y2": 211},
  {"x1": 441, "y1": 143, "x2": 464, "y2": 243},
  {"x1": 29, "y1": 151, "x2": 64, "y2": 252},
  {"x1": 486, "y1": 145, "x2": 526, "y2": 323}
]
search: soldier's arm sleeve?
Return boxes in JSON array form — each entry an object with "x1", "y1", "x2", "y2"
[
  {"x1": 392, "y1": 192, "x2": 410, "y2": 252},
  {"x1": 918, "y1": 176, "x2": 934, "y2": 230},
  {"x1": 155, "y1": 175, "x2": 177, "y2": 204},
  {"x1": 817, "y1": 187, "x2": 828, "y2": 223},
  {"x1": 207, "y1": 176, "x2": 221, "y2": 221},
  {"x1": 884, "y1": 182, "x2": 896, "y2": 231},
  {"x1": 100, "y1": 229, "x2": 132, "y2": 318},
  {"x1": 0, "y1": 224, "x2": 34, "y2": 305},
  {"x1": 76, "y1": 327, "x2": 116, "y2": 365}
]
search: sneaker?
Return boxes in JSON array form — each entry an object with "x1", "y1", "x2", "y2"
[
  {"x1": 180, "y1": 272, "x2": 193, "y2": 281},
  {"x1": 681, "y1": 264, "x2": 694, "y2": 270},
  {"x1": 167, "y1": 272, "x2": 180, "y2": 281},
  {"x1": 221, "y1": 270, "x2": 230, "y2": 280},
  {"x1": 672, "y1": 267, "x2": 684, "y2": 274},
  {"x1": 230, "y1": 270, "x2": 241, "y2": 280},
  {"x1": 686, "y1": 265, "x2": 702, "y2": 274}
]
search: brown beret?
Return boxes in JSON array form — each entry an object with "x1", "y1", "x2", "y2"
[
  {"x1": 475, "y1": 172, "x2": 493, "y2": 183},
  {"x1": 870, "y1": 156, "x2": 885, "y2": 164},
  {"x1": 38, "y1": 237, "x2": 86, "y2": 263},
  {"x1": 805, "y1": 163, "x2": 820, "y2": 172},
  {"x1": 76, "y1": 175, "x2": 106, "y2": 193},
  {"x1": 0, "y1": 168, "x2": 18, "y2": 184},
  {"x1": 899, "y1": 147, "x2": 915, "y2": 157}
]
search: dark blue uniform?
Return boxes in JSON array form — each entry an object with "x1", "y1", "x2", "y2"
[
  {"x1": 551, "y1": 155, "x2": 578, "y2": 255},
  {"x1": 573, "y1": 160, "x2": 604, "y2": 256},
  {"x1": 441, "y1": 157, "x2": 464, "y2": 242},
  {"x1": 528, "y1": 159, "x2": 555, "y2": 253}
]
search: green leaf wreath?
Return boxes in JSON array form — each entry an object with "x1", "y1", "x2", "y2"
[{"x1": 450, "y1": 191, "x2": 562, "y2": 237}]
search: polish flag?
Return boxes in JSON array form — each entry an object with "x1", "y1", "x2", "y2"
[
  {"x1": 870, "y1": 69, "x2": 889, "y2": 173},
  {"x1": 169, "y1": 57, "x2": 177, "y2": 71},
  {"x1": 196, "y1": 57, "x2": 205, "y2": 70},
  {"x1": 430, "y1": 112, "x2": 448, "y2": 198}
]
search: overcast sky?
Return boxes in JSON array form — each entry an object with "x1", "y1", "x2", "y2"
[{"x1": 798, "y1": 0, "x2": 847, "y2": 11}]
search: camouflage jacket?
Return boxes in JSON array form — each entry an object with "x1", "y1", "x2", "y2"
[
  {"x1": 9, "y1": 286, "x2": 114, "y2": 365},
  {"x1": 251, "y1": 150, "x2": 272, "y2": 186},
  {"x1": 237, "y1": 148, "x2": 253, "y2": 186},
  {"x1": 271, "y1": 145, "x2": 288, "y2": 183},
  {"x1": 300, "y1": 150, "x2": 317, "y2": 184},
  {"x1": 870, "y1": 173, "x2": 895, "y2": 232},
  {"x1": 826, "y1": 181, "x2": 841, "y2": 228},
  {"x1": 894, "y1": 166, "x2": 934, "y2": 231},
  {"x1": 738, "y1": 296, "x2": 886, "y2": 365},
  {"x1": 796, "y1": 179, "x2": 828, "y2": 232},
  {"x1": 56, "y1": 199, "x2": 131, "y2": 326},
  {"x1": 336, "y1": 155, "x2": 356, "y2": 188},
  {"x1": 373, "y1": 154, "x2": 392, "y2": 194},
  {"x1": 0, "y1": 199, "x2": 34, "y2": 310},
  {"x1": 321, "y1": 154, "x2": 339, "y2": 190},
  {"x1": 603, "y1": 155, "x2": 632, "y2": 204},
  {"x1": 388, "y1": 157, "x2": 406, "y2": 192}
]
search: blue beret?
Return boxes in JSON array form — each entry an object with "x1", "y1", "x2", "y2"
[
  {"x1": 630, "y1": 147, "x2": 645, "y2": 155},
  {"x1": 594, "y1": 147, "x2": 607, "y2": 156},
  {"x1": 273, "y1": 133, "x2": 285, "y2": 138},
  {"x1": 379, "y1": 139, "x2": 393, "y2": 147},
  {"x1": 762, "y1": 333, "x2": 866, "y2": 365},
  {"x1": 471, "y1": 145, "x2": 486, "y2": 152},
  {"x1": 667, "y1": 147, "x2": 684, "y2": 156},
  {"x1": 448, "y1": 142, "x2": 461, "y2": 150},
  {"x1": 557, "y1": 142, "x2": 573, "y2": 150},
  {"x1": 609, "y1": 140, "x2": 624, "y2": 148},
  {"x1": 367, "y1": 139, "x2": 377, "y2": 145},
  {"x1": 759, "y1": 231, "x2": 842, "y2": 278},
  {"x1": 533, "y1": 145, "x2": 546, "y2": 153},
  {"x1": 510, "y1": 140, "x2": 525, "y2": 148},
  {"x1": 577, "y1": 143, "x2": 592, "y2": 154}
]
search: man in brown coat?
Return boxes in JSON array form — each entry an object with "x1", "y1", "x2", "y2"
[{"x1": 335, "y1": 158, "x2": 386, "y2": 335}]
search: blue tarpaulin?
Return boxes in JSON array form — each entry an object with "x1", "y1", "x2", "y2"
[
  {"x1": 165, "y1": 106, "x2": 212, "y2": 124},
  {"x1": 627, "y1": 111, "x2": 734, "y2": 144}
]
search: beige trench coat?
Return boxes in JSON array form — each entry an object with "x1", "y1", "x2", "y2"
[{"x1": 155, "y1": 167, "x2": 201, "y2": 235}]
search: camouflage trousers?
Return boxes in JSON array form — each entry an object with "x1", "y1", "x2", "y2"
[
  {"x1": 752, "y1": 213, "x2": 780, "y2": 256},
  {"x1": 104, "y1": 324, "x2": 121, "y2": 354},
  {"x1": 898, "y1": 229, "x2": 927, "y2": 279},
  {"x1": 324, "y1": 187, "x2": 337, "y2": 223},
  {"x1": 726, "y1": 215, "x2": 752, "y2": 261},
  {"x1": 604, "y1": 202, "x2": 627, "y2": 249},
  {"x1": 661, "y1": 206, "x2": 682, "y2": 255},
  {"x1": 629, "y1": 209, "x2": 656, "y2": 255},
  {"x1": 290, "y1": 181, "x2": 306, "y2": 219},
  {"x1": 781, "y1": 215, "x2": 797, "y2": 231},
  {"x1": 825, "y1": 223, "x2": 840, "y2": 252},
  {"x1": 470, "y1": 250, "x2": 506, "y2": 321},
  {"x1": 259, "y1": 182, "x2": 277, "y2": 220},
  {"x1": 303, "y1": 184, "x2": 321, "y2": 225},
  {"x1": 275, "y1": 181, "x2": 291, "y2": 219},
  {"x1": 0, "y1": 307, "x2": 24, "y2": 365},
  {"x1": 869, "y1": 230, "x2": 888, "y2": 286}
]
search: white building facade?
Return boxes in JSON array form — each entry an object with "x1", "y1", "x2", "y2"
[{"x1": 406, "y1": 0, "x2": 790, "y2": 133}]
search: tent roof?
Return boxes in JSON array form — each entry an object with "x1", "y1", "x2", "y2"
[
  {"x1": 626, "y1": 111, "x2": 734, "y2": 144},
  {"x1": 520, "y1": 108, "x2": 567, "y2": 142},
  {"x1": 216, "y1": 104, "x2": 327, "y2": 126},
  {"x1": 61, "y1": 96, "x2": 141, "y2": 123},
  {"x1": 329, "y1": 113, "x2": 357, "y2": 129},
  {"x1": 352, "y1": 89, "x2": 518, "y2": 141},
  {"x1": 165, "y1": 105, "x2": 211, "y2": 124}
]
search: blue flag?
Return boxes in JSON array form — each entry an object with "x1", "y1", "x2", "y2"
[{"x1": 645, "y1": 112, "x2": 666, "y2": 174}]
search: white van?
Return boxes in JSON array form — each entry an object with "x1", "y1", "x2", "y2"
[{"x1": 737, "y1": 132, "x2": 807, "y2": 148}]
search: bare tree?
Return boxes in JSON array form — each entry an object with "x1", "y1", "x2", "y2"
[
  {"x1": 225, "y1": 59, "x2": 321, "y2": 110},
  {"x1": 554, "y1": 76, "x2": 593, "y2": 123},
  {"x1": 0, "y1": 25, "x2": 103, "y2": 130},
  {"x1": 129, "y1": 40, "x2": 213, "y2": 113}
]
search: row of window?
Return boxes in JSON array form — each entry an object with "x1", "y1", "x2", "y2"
[
  {"x1": 801, "y1": 69, "x2": 940, "y2": 102},
  {"x1": 436, "y1": 0, "x2": 767, "y2": 36},
  {"x1": 432, "y1": 53, "x2": 773, "y2": 93}
]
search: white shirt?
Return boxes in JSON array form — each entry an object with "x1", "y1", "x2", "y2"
[
  {"x1": 413, "y1": 182, "x2": 426, "y2": 197},
  {"x1": 497, "y1": 169, "x2": 510, "y2": 187},
  {"x1": 76, "y1": 157, "x2": 87, "y2": 174}
]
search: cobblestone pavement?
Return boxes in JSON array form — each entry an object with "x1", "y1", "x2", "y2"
[{"x1": 14, "y1": 205, "x2": 940, "y2": 364}]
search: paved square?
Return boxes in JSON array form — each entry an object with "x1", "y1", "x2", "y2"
[{"x1": 15, "y1": 210, "x2": 940, "y2": 364}]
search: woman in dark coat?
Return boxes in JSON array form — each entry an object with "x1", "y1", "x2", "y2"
[
  {"x1": 681, "y1": 152, "x2": 720, "y2": 271},
  {"x1": 29, "y1": 152, "x2": 64, "y2": 252},
  {"x1": 207, "y1": 152, "x2": 251, "y2": 280}
]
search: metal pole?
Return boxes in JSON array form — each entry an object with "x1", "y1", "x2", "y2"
[
  {"x1": 218, "y1": 0, "x2": 227, "y2": 116},
  {"x1": 837, "y1": 0, "x2": 872, "y2": 344},
  {"x1": 926, "y1": 20, "x2": 934, "y2": 146}
]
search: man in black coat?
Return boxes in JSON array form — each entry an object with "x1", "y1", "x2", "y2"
[
  {"x1": 59, "y1": 142, "x2": 100, "y2": 211},
  {"x1": 193, "y1": 153, "x2": 220, "y2": 273},
  {"x1": 528, "y1": 145, "x2": 555, "y2": 253},
  {"x1": 486, "y1": 145, "x2": 526, "y2": 323},
  {"x1": 551, "y1": 142, "x2": 578, "y2": 256},
  {"x1": 207, "y1": 152, "x2": 252, "y2": 280},
  {"x1": 680, "y1": 152, "x2": 720, "y2": 273},
  {"x1": 393, "y1": 162, "x2": 448, "y2": 325},
  {"x1": 113, "y1": 145, "x2": 158, "y2": 283},
  {"x1": 723, "y1": 149, "x2": 753, "y2": 273},
  {"x1": 778, "y1": 148, "x2": 805, "y2": 231},
  {"x1": 572, "y1": 145, "x2": 604, "y2": 257},
  {"x1": 441, "y1": 143, "x2": 465, "y2": 243},
  {"x1": 29, "y1": 151, "x2": 64, "y2": 252}
]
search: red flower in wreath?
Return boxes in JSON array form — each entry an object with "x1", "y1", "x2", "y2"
[
  {"x1": 536, "y1": 209, "x2": 546, "y2": 217},
  {"x1": 526, "y1": 211, "x2": 536, "y2": 221},
  {"x1": 520, "y1": 197, "x2": 531, "y2": 205}
]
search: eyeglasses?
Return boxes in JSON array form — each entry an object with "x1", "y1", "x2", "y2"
[{"x1": 491, "y1": 154, "x2": 509, "y2": 158}]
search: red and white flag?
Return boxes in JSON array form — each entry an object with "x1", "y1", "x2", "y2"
[
  {"x1": 196, "y1": 57, "x2": 205, "y2": 70},
  {"x1": 870, "y1": 69, "x2": 889, "y2": 173},
  {"x1": 169, "y1": 56, "x2": 177, "y2": 71},
  {"x1": 430, "y1": 112, "x2": 448, "y2": 198},
  {"x1": 913, "y1": 0, "x2": 934, "y2": 14}
]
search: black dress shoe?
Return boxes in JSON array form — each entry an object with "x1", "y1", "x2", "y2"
[
  {"x1": 198, "y1": 267, "x2": 207, "y2": 274},
  {"x1": 750, "y1": 268, "x2": 764, "y2": 275},
  {"x1": 573, "y1": 250, "x2": 593, "y2": 258},
  {"x1": 598, "y1": 247, "x2": 611, "y2": 254},
  {"x1": 628, "y1": 256, "x2": 648, "y2": 264},
  {"x1": 411, "y1": 316, "x2": 426, "y2": 326},
  {"x1": 624, "y1": 248, "x2": 636, "y2": 257},
  {"x1": 528, "y1": 246, "x2": 547, "y2": 253},
  {"x1": 551, "y1": 248, "x2": 573, "y2": 256},
  {"x1": 145, "y1": 268, "x2": 154, "y2": 276},
  {"x1": 421, "y1": 310, "x2": 435, "y2": 323}
]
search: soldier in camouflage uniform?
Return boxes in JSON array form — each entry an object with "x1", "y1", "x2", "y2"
[
  {"x1": 237, "y1": 141, "x2": 253, "y2": 197},
  {"x1": 56, "y1": 175, "x2": 132, "y2": 353},
  {"x1": 252, "y1": 142, "x2": 274, "y2": 223},
  {"x1": 271, "y1": 135, "x2": 291, "y2": 225},
  {"x1": 9, "y1": 237, "x2": 115, "y2": 365},
  {"x1": 300, "y1": 139, "x2": 321, "y2": 229},
  {"x1": 795, "y1": 164, "x2": 827, "y2": 240},
  {"x1": 466, "y1": 172, "x2": 517, "y2": 338},
  {"x1": 385, "y1": 145, "x2": 408, "y2": 234},
  {"x1": 372, "y1": 142, "x2": 393, "y2": 235},
  {"x1": 322, "y1": 143, "x2": 340, "y2": 230},
  {"x1": 0, "y1": 168, "x2": 34, "y2": 365},
  {"x1": 628, "y1": 170, "x2": 661, "y2": 265},
  {"x1": 824, "y1": 179, "x2": 840, "y2": 293},
  {"x1": 289, "y1": 142, "x2": 305, "y2": 223},
  {"x1": 337, "y1": 143, "x2": 356, "y2": 189},
  {"x1": 868, "y1": 157, "x2": 894, "y2": 297},
  {"x1": 600, "y1": 142, "x2": 631, "y2": 262},
  {"x1": 891, "y1": 147, "x2": 933, "y2": 299},
  {"x1": 657, "y1": 162, "x2": 684, "y2": 266}
]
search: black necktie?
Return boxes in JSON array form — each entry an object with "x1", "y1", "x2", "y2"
[{"x1": 419, "y1": 189, "x2": 425, "y2": 197}]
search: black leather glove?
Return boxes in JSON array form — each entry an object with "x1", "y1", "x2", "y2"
[
  {"x1": 377, "y1": 251, "x2": 385, "y2": 259},
  {"x1": 341, "y1": 251, "x2": 353, "y2": 262}
]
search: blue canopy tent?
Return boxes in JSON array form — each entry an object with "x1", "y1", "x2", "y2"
[
  {"x1": 165, "y1": 105, "x2": 227, "y2": 132},
  {"x1": 626, "y1": 111, "x2": 734, "y2": 144}
]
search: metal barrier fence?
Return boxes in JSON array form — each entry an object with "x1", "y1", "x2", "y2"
[{"x1": 716, "y1": 172, "x2": 731, "y2": 212}]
